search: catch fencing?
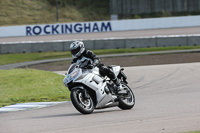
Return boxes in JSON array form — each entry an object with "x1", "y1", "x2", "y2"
[{"x1": 110, "y1": 0, "x2": 200, "y2": 15}]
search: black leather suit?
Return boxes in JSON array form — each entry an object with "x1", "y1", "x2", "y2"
[{"x1": 71, "y1": 49, "x2": 118, "y2": 84}]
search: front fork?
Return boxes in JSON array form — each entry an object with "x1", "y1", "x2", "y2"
[
  {"x1": 81, "y1": 89, "x2": 90, "y2": 99},
  {"x1": 71, "y1": 86, "x2": 90, "y2": 100}
]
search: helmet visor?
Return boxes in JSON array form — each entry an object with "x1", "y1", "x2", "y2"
[{"x1": 71, "y1": 46, "x2": 81, "y2": 56}]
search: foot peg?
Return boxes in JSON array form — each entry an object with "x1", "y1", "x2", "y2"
[{"x1": 117, "y1": 90, "x2": 127, "y2": 95}]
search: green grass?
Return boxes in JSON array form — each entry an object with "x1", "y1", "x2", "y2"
[
  {"x1": 0, "y1": 52, "x2": 72, "y2": 65},
  {"x1": 0, "y1": 69, "x2": 70, "y2": 107},
  {"x1": 0, "y1": 46, "x2": 200, "y2": 65}
]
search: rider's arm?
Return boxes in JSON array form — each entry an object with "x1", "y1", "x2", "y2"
[
  {"x1": 71, "y1": 58, "x2": 77, "y2": 64},
  {"x1": 85, "y1": 50, "x2": 101, "y2": 67}
]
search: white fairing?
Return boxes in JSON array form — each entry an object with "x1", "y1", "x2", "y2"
[
  {"x1": 63, "y1": 58, "x2": 120, "y2": 109},
  {"x1": 111, "y1": 66, "x2": 121, "y2": 77}
]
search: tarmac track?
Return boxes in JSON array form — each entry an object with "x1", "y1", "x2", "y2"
[
  {"x1": 1, "y1": 26, "x2": 200, "y2": 43},
  {"x1": 0, "y1": 63, "x2": 200, "y2": 133},
  {"x1": 1, "y1": 27, "x2": 200, "y2": 133}
]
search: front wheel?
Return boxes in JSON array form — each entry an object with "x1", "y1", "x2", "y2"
[
  {"x1": 118, "y1": 83, "x2": 135, "y2": 110},
  {"x1": 70, "y1": 88, "x2": 94, "y2": 114}
]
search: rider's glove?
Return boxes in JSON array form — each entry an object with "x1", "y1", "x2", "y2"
[{"x1": 87, "y1": 64, "x2": 94, "y2": 69}]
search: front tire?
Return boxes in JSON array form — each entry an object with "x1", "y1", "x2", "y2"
[
  {"x1": 118, "y1": 83, "x2": 135, "y2": 110},
  {"x1": 71, "y1": 88, "x2": 94, "y2": 114}
]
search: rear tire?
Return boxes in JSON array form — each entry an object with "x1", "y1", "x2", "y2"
[
  {"x1": 118, "y1": 83, "x2": 135, "y2": 110},
  {"x1": 71, "y1": 88, "x2": 94, "y2": 114}
]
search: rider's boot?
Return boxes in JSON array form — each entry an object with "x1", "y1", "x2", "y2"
[{"x1": 112, "y1": 78, "x2": 126, "y2": 94}]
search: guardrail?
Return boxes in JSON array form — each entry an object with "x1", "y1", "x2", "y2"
[{"x1": 0, "y1": 35, "x2": 200, "y2": 54}]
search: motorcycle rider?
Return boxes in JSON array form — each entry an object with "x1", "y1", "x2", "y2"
[{"x1": 70, "y1": 41, "x2": 123, "y2": 93}]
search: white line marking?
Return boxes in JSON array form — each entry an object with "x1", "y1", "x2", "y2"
[{"x1": 0, "y1": 102, "x2": 66, "y2": 112}]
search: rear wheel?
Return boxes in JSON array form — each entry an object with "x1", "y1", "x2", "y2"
[
  {"x1": 118, "y1": 83, "x2": 135, "y2": 110},
  {"x1": 71, "y1": 88, "x2": 94, "y2": 114}
]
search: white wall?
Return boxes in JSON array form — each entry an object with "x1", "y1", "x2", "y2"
[{"x1": 1, "y1": 16, "x2": 200, "y2": 37}]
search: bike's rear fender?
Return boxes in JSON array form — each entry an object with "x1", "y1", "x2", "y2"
[
  {"x1": 108, "y1": 65, "x2": 121, "y2": 77},
  {"x1": 117, "y1": 68, "x2": 128, "y2": 84}
]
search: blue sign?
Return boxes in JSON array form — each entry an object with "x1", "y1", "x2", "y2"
[{"x1": 26, "y1": 22, "x2": 112, "y2": 36}]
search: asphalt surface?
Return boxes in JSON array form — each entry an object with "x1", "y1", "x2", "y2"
[
  {"x1": 1, "y1": 26, "x2": 200, "y2": 43},
  {"x1": 0, "y1": 63, "x2": 200, "y2": 133}
]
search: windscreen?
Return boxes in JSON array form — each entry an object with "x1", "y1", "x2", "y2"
[{"x1": 68, "y1": 64, "x2": 76, "y2": 74}]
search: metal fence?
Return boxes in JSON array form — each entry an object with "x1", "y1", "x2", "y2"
[{"x1": 110, "y1": 0, "x2": 200, "y2": 15}]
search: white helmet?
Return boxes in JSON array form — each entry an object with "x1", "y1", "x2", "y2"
[{"x1": 70, "y1": 41, "x2": 85, "y2": 58}]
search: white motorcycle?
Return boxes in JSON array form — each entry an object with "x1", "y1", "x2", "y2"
[{"x1": 63, "y1": 57, "x2": 135, "y2": 114}]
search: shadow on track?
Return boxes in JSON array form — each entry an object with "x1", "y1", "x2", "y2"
[
  {"x1": 30, "y1": 113, "x2": 81, "y2": 119},
  {"x1": 28, "y1": 108, "x2": 122, "y2": 119}
]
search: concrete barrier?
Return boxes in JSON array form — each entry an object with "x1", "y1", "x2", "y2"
[
  {"x1": 156, "y1": 36, "x2": 188, "y2": 47},
  {"x1": 82, "y1": 40, "x2": 95, "y2": 50},
  {"x1": 1, "y1": 43, "x2": 32, "y2": 54},
  {"x1": 94, "y1": 39, "x2": 125, "y2": 49},
  {"x1": 125, "y1": 37, "x2": 156, "y2": 48},
  {"x1": 31, "y1": 42, "x2": 63, "y2": 53},
  {"x1": 1, "y1": 35, "x2": 200, "y2": 54},
  {"x1": 188, "y1": 36, "x2": 200, "y2": 46}
]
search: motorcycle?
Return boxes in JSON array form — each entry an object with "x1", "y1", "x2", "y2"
[{"x1": 63, "y1": 57, "x2": 135, "y2": 114}]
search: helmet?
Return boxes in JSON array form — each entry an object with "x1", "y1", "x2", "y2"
[{"x1": 70, "y1": 41, "x2": 85, "y2": 58}]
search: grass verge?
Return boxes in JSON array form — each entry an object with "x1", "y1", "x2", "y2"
[
  {"x1": 1, "y1": 46, "x2": 200, "y2": 65},
  {"x1": 0, "y1": 0, "x2": 109, "y2": 26},
  {"x1": 0, "y1": 69, "x2": 69, "y2": 107}
]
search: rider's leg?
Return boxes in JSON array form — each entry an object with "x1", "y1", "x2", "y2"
[{"x1": 99, "y1": 66, "x2": 122, "y2": 91}]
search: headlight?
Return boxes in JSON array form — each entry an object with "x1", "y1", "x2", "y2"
[
  {"x1": 64, "y1": 69, "x2": 81, "y2": 86},
  {"x1": 70, "y1": 71, "x2": 78, "y2": 79}
]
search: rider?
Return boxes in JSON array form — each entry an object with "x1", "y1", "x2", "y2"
[{"x1": 70, "y1": 41, "x2": 122, "y2": 93}]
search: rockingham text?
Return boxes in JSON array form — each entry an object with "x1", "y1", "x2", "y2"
[{"x1": 26, "y1": 22, "x2": 112, "y2": 36}]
